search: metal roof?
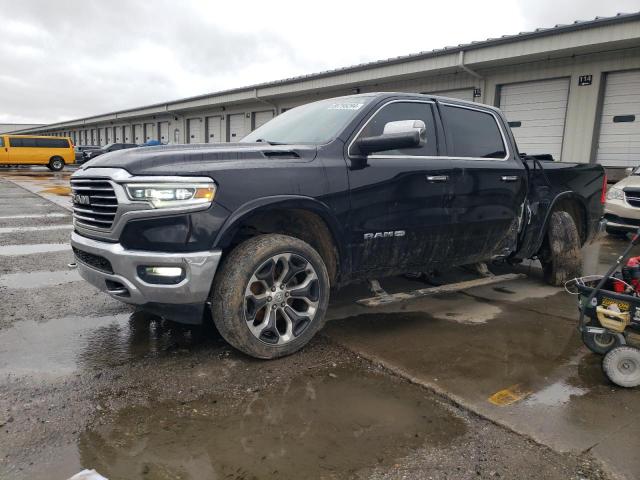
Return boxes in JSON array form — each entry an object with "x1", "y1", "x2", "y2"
[{"x1": 24, "y1": 11, "x2": 640, "y2": 130}]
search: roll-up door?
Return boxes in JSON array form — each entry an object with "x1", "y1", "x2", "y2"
[
  {"x1": 158, "y1": 122, "x2": 169, "y2": 143},
  {"x1": 206, "y1": 116, "x2": 222, "y2": 143},
  {"x1": 254, "y1": 111, "x2": 274, "y2": 130},
  {"x1": 228, "y1": 114, "x2": 246, "y2": 141},
  {"x1": 596, "y1": 70, "x2": 640, "y2": 168},
  {"x1": 106, "y1": 127, "x2": 113, "y2": 144},
  {"x1": 98, "y1": 128, "x2": 105, "y2": 145},
  {"x1": 115, "y1": 127, "x2": 123, "y2": 142},
  {"x1": 428, "y1": 88, "x2": 475, "y2": 102},
  {"x1": 90, "y1": 129, "x2": 96, "y2": 145},
  {"x1": 499, "y1": 78, "x2": 570, "y2": 161},
  {"x1": 187, "y1": 118, "x2": 204, "y2": 143},
  {"x1": 123, "y1": 125, "x2": 132, "y2": 142},
  {"x1": 133, "y1": 124, "x2": 143, "y2": 144},
  {"x1": 144, "y1": 123, "x2": 155, "y2": 142}
]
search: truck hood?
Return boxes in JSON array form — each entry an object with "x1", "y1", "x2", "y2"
[
  {"x1": 80, "y1": 143, "x2": 318, "y2": 176},
  {"x1": 612, "y1": 174, "x2": 640, "y2": 190}
]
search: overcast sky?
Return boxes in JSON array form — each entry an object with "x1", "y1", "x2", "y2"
[{"x1": 1, "y1": 0, "x2": 638, "y2": 124}]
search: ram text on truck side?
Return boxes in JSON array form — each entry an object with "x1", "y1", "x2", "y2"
[{"x1": 70, "y1": 93, "x2": 605, "y2": 359}]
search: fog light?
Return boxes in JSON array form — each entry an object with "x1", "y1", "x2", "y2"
[{"x1": 137, "y1": 266, "x2": 185, "y2": 284}]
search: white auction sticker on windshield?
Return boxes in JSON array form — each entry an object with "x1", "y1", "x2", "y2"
[{"x1": 327, "y1": 103, "x2": 364, "y2": 110}]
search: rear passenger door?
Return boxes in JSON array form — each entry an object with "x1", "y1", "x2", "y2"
[
  {"x1": 347, "y1": 99, "x2": 454, "y2": 272},
  {"x1": 0, "y1": 137, "x2": 7, "y2": 164},
  {"x1": 439, "y1": 102, "x2": 526, "y2": 263}
]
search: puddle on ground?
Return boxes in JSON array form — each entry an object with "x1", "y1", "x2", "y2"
[
  {"x1": 524, "y1": 380, "x2": 588, "y2": 407},
  {"x1": 0, "y1": 243, "x2": 70, "y2": 256},
  {"x1": 0, "y1": 311, "x2": 215, "y2": 378},
  {"x1": 77, "y1": 366, "x2": 467, "y2": 480},
  {"x1": 0, "y1": 269, "x2": 80, "y2": 289}
]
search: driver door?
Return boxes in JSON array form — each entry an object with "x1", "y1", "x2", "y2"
[{"x1": 347, "y1": 99, "x2": 455, "y2": 274}]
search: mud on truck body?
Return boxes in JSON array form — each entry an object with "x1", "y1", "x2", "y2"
[{"x1": 70, "y1": 93, "x2": 605, "y2": 358}]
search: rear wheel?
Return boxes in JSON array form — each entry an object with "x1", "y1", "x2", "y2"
[
  {"x1": 603, "y1": 346, "x2": 640, "y2": 388},
  {"x1": 210, "y1": 234, "x2": 330, "y2": 359},
  {"x1": 48, "y1": 157, "x2": 65, "y2": 171},
  {"x1": 540, "y1": 211, "x2": 581, "y2": 286}
]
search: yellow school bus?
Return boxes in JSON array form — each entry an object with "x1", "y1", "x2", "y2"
[{"x1": 0, "y1": 135, "x2": 75, "y2": 171}]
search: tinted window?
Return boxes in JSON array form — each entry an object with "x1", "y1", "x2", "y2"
[
  {"x1": 35, "y1": 138, "x2": 69, "y2": 148},
  {"x1": 9, "y1": 137, "x2": 36, "y2": 147},
  {"x1": 354, "y1": 101, "x2": 437, "y2": 156},
  {"x1": 0, "y1": 137, "x2": 3, "y2": 147},
  {"x1": 441, "y1": 106, "x2": 506, "y2": 159}
]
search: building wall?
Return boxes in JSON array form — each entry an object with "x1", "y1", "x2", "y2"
[{"x1": 25, "y1": 31, "x2": 640, "y2": 176}]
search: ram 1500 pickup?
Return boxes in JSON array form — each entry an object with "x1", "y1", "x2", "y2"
[{"x1": 70, "y1": 92, "x2": 605, "y2": 358}]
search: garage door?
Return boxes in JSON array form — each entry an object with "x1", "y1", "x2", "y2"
[
  {"x1": 158, "y1": 122, "x2": 169, "y2": 143},
  {"x1": 144, "y1": 123, "x2": 155, "y2": 142},
  {"x1": 115, "y1": 127, "x2": 123, "y2": 142},
  {"x1": 499, "y1": 78, "x2": 569, "y2": 161},
  {"x1": 254, "y1": 110, "x2": 274, "y2": 130},
  {"x1": 123, "y1": 125, "x2": 132, "y2": 142},
  {"x1": 206, "y1": 116, "x2": 222, "y2": 143},
  {"x1": 187, "y1": 118, "x2": 204, "y2": 143},
  {"x1": 228, "y1": 114, "x2": 246, "y2": 141},
  {"x1": 596, "y1": 70, "x2": 640, "y2": 168},
  {"x1": 427, "y1": 89, "x2": 475, "y2": 102},
  {"x1": 133, "y1": 124, "x2": 143, "y2": 144}
]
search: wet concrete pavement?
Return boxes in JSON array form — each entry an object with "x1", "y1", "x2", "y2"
[{"x1": 0, "y1": 168, "x2": 630, "y2": 480}]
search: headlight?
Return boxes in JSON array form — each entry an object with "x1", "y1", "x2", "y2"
[
  {"x1": 124, "y1": 182, "x2": 216, "y2": 208},
  {"x1": 606, "y1": 187, "x2": 624, "y2": 201}
]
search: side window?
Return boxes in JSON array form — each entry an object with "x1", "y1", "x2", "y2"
[
  {"x1": 21, "y1": 138, "x2": 37, "y2": 148},
  {"x1": 8, "y1": 137, "x2": 21, "y2": 147},
  {"x1": 354, "y1": 102, "x2": 438, "y2": 156},
  {"x1": 0, "y1": 137, "x2": 3, "y2": 147},
  {"x1": 441, "y1": 105, "x2": 506, "y2": 159}
]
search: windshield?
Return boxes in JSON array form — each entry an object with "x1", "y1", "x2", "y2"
[
  {"x1": 101, "y1": 143, "x2": 116, "y2": 150},
  {"x1": 633, "y1": 166, "x2": 640, "y2": 175},
  {"x1": 242, "y1": 96, "x2": 374, "y2": 145}
]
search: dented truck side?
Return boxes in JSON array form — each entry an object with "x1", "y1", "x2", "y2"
[{"x1": 70, "y1": 92, "x2": 605, "y2": 358}]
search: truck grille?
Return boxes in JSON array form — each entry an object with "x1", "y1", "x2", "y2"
[
  {"x1": 70, "y1": 178, "x2": 118, "y2": 229},
  {"x1": 624, "y1": 191, "x2": 640, "y2": 208}
]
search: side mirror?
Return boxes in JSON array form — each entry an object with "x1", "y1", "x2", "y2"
[{"x1": 355, "y1": 120, "x2": 426, "y2": 156}]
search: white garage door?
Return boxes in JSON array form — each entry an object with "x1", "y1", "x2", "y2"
[
  {"x1": 158, "y1": 122, "x2": 169, "y2": 143},
  {"x1": 596, "y1": 70, "x2": 640, "y2": 168},
  {"x1": 187, "y1": 118, "x2": 204, "y2": 143},
  {"x1": 228, "y1": 113, "x2": 246, "y2": 141},
  {"x1": 254, "y1": 110, "x2": 274, "y2": 130},
  {"x1": 115, "y1": 127, "x2": 123, "y2": 142},
  {"x1": 144, "y1": 123, "x2": 156, "y2": 142},
  {"x1": 123, "y1": 125, "x2": 132, "y2": 142},
  {"x1": 428, "y1": 89, "x2": 475, "y2": 102},
  {"x1": 133, "y1": 124, "x2": 143, "y2": 144},
  {"x1": 206, "y1": 116, "x2": 222, "y2": 143},
  {"x1": 499, "y1": 78, "x2": 570, "y2": 161}
]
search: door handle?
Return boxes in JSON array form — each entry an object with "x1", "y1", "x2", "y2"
[
  {"x1": 426, "y1": 175, "x2": 449, "y2": 183},
  {"x1": 501, "y1": 175, "x2": 519, "y2": 182}
]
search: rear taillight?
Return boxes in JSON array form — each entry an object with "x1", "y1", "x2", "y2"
[{"x1": 601, "y1": 174, "x2": 607, "y2": 204}]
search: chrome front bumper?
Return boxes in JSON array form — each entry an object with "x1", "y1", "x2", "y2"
[{"x1": 71, "y1": 231, "x2": 221, "y2": 307}]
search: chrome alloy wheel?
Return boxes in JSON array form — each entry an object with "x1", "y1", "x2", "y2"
[{"x1": 244, "y1": 252, "x2": 320, "y2": 345}]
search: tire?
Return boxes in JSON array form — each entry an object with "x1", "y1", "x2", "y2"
[
  {"x1": 603, "y1": 346, "x2": 640, "y2": 388},
  {"x1": 540, "y1": 211, "x2": 581, "y2": 286},
  {"x1": 605, "y1": 226, "x2": 629, "y2": 238},
  {"x1": 48, "y1": 157, "x2": 65, "y2": 171},
  {"x1": 582, "y1": 328, "x2": 619, "y2": 355},
  {"x1": 210, "y1": 234, "x2": 330, "y2": 359}
]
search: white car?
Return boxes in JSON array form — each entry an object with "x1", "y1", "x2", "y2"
[{"x1": 604, "y1": 167, "x2": 640, "y2": 235}]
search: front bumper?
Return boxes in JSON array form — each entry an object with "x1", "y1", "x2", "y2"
[
  {"x1": 71, "y1": 231, "x2": 221, "y2": 320},
  {"x1": 603, "y1": 213, "x2": 640, "y2": 231}
]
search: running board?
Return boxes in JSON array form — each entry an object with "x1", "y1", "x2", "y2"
[{"x1": 357, "y1": 273, "x2": 526, "y2": 307}]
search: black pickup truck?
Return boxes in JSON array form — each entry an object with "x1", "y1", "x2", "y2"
[{"x1": 70, "y1": 92, "x2": 605, "y2": 358}]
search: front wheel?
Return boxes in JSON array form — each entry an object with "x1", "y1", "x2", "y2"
[
  {"x1": 210, "y1": 234, "x2": 330, "y2": 359},
  {"x1": 48, "y1": 157, "x2": 65, "y2": 171},
  {"x1": 603, "y1": 346, "x2": 640, "y2": 388},
  {"x1": 539, "y1": 211, "x2": 581, "y2": 286}
]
